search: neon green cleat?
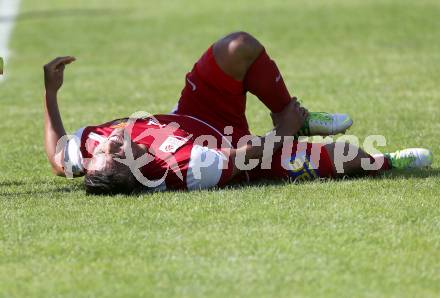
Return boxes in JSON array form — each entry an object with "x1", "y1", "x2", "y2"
[
  {"x1": 384, "y1": 148, "x2": 433, "y2": 170},
  {"x1": 298, "y1": 112, "x2": 353, "y2": 136}
]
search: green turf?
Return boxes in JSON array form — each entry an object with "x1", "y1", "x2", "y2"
[{"x1": 1, "y1": 0, "x2": 440, "y2": 297}]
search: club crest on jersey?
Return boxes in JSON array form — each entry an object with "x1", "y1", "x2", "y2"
[{"x1": 158, "y1": 136, "x2": 188, "y2": 153}]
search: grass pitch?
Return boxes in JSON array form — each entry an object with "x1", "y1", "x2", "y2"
[{"x1": 1, "y1": 0, "x2": 440, "y2": 297}]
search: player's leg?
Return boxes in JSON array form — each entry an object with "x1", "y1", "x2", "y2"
[
  {"x1": 175, "y1": 33, "x2": 252, "y2": 145},
  {"x1": 325, "y1": 143, "x2": 433, "y2": 177},
  {"x1": 324, "y1": 142, "x2": 391, "y2": 177},
  {"x1": 251, "y1": 141, "x2": 433, "y2": 182},
  {"x1": 175, "y1": 31, "x2": 293, "y2": 145},
  {"x1": 213, "y1": 32, "x2": 353, "y2": 135},
  {"x1": 315, "y1": 143, "x2": 433, "y2": 178},
  {"x1": 212, "y1": 32, "x2": 264, "y2": 81},
  {"x1": 213, "y1": 31, "x2": 290, "y2": 112},
  {"x1": 175, "y1": 31, "x2": 350, "y2": 144}
]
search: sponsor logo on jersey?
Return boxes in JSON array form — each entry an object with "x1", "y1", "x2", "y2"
[
  {"x1": 158, "y1": 136, "x2": 189, "y2": 153},
  {"x1": 147, "y1": 118, "x2": 166, "y2": 128}
]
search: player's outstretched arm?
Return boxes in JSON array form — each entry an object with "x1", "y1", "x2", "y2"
[{"x1": 43, "y1": 56, "x2": 76, "y2": 176}]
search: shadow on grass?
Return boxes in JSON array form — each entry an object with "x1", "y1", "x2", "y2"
[
  {"x1": 0, "y1": 181, "x2": 26, "y2": 187},
  {"x1": 1, "y1": 168, "x2": 438, "y2": 197},
  {"x1": 93, "y1": 167, "x2": 440, "y2": 196},
  {"x1": 374, "y1": 168, "x2": 440, "y2": 180},
  {"x1": 215, "y1": 167, "x2": 440, "y2": 192},
  {"x1": 0, "y1": 179, "x2": 83, "y2": 197},
  {"x1": 0, "y1": 187, "x2": 81, "y2": 197}
]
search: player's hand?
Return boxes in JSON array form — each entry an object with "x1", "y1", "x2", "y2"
[
  {"x1": 271, "y1": 97, "x2": 309, "y2": 126},
  {"x1": 271, "y1": 98, "x2": 307, "y2": 136},
  {"x1": 44, "y1": 56, "x2": 76, "y2": 93}
]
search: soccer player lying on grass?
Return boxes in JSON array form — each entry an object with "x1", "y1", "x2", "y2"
[{"x1": 43, "y1": 32, "x2": 433, "y2": 194}]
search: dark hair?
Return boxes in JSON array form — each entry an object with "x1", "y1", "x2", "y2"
[{"x1": 84, "y1": 163, "x2": 140, "y2": 195}]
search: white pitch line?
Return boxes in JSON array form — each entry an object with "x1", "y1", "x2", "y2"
[{"x1": 0, "y1": 0, "x2": 20, "y2": 82}]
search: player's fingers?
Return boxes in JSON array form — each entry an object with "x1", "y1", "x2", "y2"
[
  {"x1": 45, "y1": 56, "x2": 76, "y2": 71},
  {"x1": 61, "y1": 56, "x2": 76, "y2": 65},
  {"x1": 54, "y1": 56, "x2": 75, "y2": 68},
  {"x1": 54, "y1": 58, "x2": 75, "y2": 73},
  {"x1": 301, "y1": 107, "x2": 309, "y2": 117},
  {"x1": 303, "y1": 109, "x2": 309, "y2": 119},
  {"x1": 44, "y1": 57, "x2": 64, "y2": 70}
]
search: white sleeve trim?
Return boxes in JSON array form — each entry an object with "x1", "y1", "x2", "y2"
[
  {"x1": 63, "y1": 127, "x2": 85, "y2": 176},
  {"x1": 186, "y1": 145, "x2": 227, "y2": 190}
]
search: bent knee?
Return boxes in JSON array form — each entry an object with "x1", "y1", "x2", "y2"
[
  {"x1": 221, "y1": 31, "x2": 263, "y2": 61},
  {"x1": 213, "y1": 31, "x2": 264, "y2": 80},
  {"x1": 229, "y1": 32, "x2": 263, "y2": 59}
]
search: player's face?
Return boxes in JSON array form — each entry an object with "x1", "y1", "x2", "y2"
[{"x1": 88, "y1": 128, "x2": 144, "y2": 172}]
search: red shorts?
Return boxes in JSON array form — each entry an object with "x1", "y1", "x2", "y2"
[
  {"x1": 175, "y1": 46, "x2": 335, "y2": 182},
  {"x1": 174, "y1": 46, "x2": 250, "y2": 147}
]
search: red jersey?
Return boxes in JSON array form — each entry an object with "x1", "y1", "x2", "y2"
[{"x1": 63, "y1": 114, "x2": 233, "y2": 191}]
